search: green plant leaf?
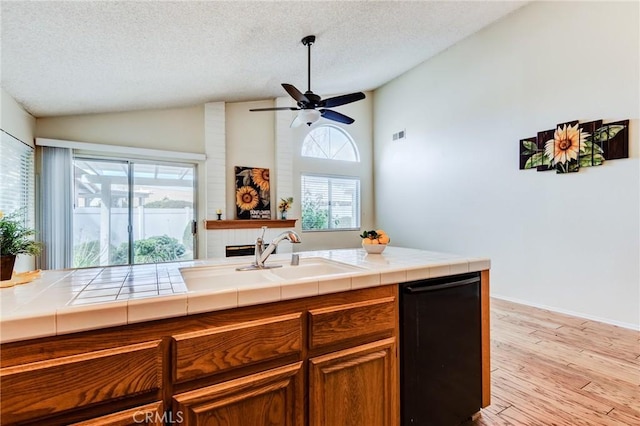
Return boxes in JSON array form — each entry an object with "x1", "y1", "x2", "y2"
[
  {"x1": 579, "y1": 156, "x2": 592, "y2": 167},
  {"x1": 593, "y1": 154, "x2": 604, "y2": 166},
  {"x1": 522, "y1": 140, "x2": 537, "y2": 152},
  {"x1": 524, "y1": 152, "x2": 545, "y2": 169},
  {"x1": 593, "y1": 144, "x2": 604, "y2": 154},
  {"x1": 593, "y1": 125, "x2": 625, "y2": 142},
  {"x1": 578, "y1": 153, "x2": 605, "y2": 167}
]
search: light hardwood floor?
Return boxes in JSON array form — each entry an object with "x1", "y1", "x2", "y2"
[{"x1": 468, "y1": 298, "x2": 640, "y2": 425}]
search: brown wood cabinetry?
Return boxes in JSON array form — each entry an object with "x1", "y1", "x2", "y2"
[
  {"x1": 309, "y1": 338, "x2": 397, "y2": 426},
  {"x1": 308, "y1": 296, "x2": 396, "y2": 350},
  {"x1": 174, "y1": 362, "x2": 304, "y2": 425},
  {"x1": 173, "y1": 313, "x2": 303, "y2": 383},
  {"x1": 0, "y1": 272, "x2": 490, "y2": 425},
  {"x1": 0, "y1": 340, "x2": 164, "y2": 424},
  {"x1": 70, "y1": 402, "x2": 165, "y2": 426}
]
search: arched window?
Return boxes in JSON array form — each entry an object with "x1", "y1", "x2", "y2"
[
  {"x1": 301, "y1": 125, "x2": 360, "y2": 162},
  {"x1": 300, "y1": 125, "x2": 361, "y2": 231}
]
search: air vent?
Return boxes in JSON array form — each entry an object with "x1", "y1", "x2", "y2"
[{"x1": 392, "y1": 129, "x2": 406, "y2": 141}]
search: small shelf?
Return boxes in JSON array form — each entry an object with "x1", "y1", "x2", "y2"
[{"x1": 204, "y1": 219, "x2": 297, "y2": 230}]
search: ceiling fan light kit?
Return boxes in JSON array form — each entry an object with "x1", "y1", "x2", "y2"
[
  {"x1": 250, "y1": 35, "x2": 365, "y2": 126},
  {"x1": 298, "y1": 109, "x2": 321, "y2": 126}
]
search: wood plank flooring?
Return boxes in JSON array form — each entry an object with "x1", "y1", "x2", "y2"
[{"x1": 468, "y1": 298, "x2": 640, "y2": 425}]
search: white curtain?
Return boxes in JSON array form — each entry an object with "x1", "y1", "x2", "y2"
[{"x1": 40, "y1": 146, "x2": 73, "y2": 269}]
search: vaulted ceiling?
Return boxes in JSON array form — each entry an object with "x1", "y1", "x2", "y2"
[{"x1": 1, "y1": 1, "x2": 527, "y2": 117}]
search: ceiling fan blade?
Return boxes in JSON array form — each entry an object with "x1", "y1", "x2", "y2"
[
  {"x1": 282, "y1": 84, "x2": 310, "y2": 104},
  {"x1": 320, "y1": 92, "x2": 365, "y2": 108},
  {"x1": 319, "y1": 109, "x2": 355, "y2": 125},
  {"x1": 249, "y1": 107, "x2": 300, "y2": 112}
]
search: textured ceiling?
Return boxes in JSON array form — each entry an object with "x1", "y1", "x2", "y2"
[{"x1": 1, "y1": 1, "x2": 527, "y2": 118}]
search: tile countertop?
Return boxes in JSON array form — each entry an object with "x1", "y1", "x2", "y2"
[{"x1": 0, "y1": 247, "x2": 490, "y2": 344}]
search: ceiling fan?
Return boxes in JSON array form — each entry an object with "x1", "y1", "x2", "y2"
[{"x1": 250, "y1": 35, "x2": 366, "y2": 126}]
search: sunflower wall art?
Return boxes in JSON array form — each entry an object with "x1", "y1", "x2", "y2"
[
  {"x1": 519, "y1": 119, "x2": 629, "y2": 174},
  {"x1": 235, "y1": 166, "x2": 271, "y2": 219}
]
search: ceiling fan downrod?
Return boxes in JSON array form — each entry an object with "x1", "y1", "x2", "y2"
[{"x1": 301, "y1": 35, "x2": 315, "y2": 94}]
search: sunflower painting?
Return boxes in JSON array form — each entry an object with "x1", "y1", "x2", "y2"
[
  {"x1": 235, "y1": 166, "x2": 271, "y2": 219},
  {"x1": 519, "y1": 119, "x2": 628, "y2": 174},
  {"x1": 546, "y1": 121, "x2": 582, "y2": 173}
]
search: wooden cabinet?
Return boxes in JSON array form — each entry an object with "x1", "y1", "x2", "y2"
[
  {"x1": 0, "y1": 273, "x2": 490, "y2": 425},
  {"x1": 70, "y1": 402, "x2": 164, "y2": 425},
  {"x1": 173, "y1": 313, "x2": 303, "y2": 383},
  {"x1": 0, "y1": 340, "x2": 164, "y2": 424},
  {"x1": 309, "y1": 338, "x2": 397, "y2": 426},
  {"x1": 174, "y1": 362, "x2": 304, "y2": 425},
  {"x1": 307, "y1": 296, "x2": 396, "y2": 350}
]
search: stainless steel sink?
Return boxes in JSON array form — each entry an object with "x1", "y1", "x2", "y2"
[{"x1": 180, "y1": 257, "x2": 365, "y2": 291}]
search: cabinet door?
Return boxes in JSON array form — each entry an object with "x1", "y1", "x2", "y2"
[
  {"x1": 173, "y1": 362, "x2": 303, "y2": 426},
  {"x1": 309, "y1": 338, "x2": 398, "y2": 426}
]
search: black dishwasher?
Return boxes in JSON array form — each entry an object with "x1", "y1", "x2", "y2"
[{"x1": 400, "y1": 272, "x2": 482, "y2": 425}]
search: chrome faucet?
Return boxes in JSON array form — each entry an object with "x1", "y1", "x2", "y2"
[{"x1": 237, "y1": 226, "x2": 301, "y2": 270}]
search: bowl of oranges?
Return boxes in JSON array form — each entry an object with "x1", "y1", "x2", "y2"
[{"x1": 360, "y1": 229, "x2": 390, "y2": 254}]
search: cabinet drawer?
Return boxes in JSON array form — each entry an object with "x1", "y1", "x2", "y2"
[
  {"x1": 0, "y1": 340, "x2": 163, "y2": 424},
  {"x1": 70, "y1": 401, "x2": 164, "y2": 425},
  {"x1": 173, "y1": 312, "x2": 303, "y2": 383},
  {"x1": 308, "y1": 296, "x2": 396, "y2": 350}
]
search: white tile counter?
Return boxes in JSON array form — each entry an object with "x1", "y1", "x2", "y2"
[{"x1": 0, "y1": 247, "x2": 490, "y2": 343}]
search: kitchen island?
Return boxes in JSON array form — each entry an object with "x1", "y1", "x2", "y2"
[{"x1": 0, "y1": 247, "x2": 490, "y2": 425}]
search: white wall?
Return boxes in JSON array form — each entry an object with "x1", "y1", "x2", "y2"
[
  {"x1": 35, "y1": 106, "x2": 204, "y2": 153},
  {"x1": 373, "y1": 1, "x2": 639, "y2": 328},
  {"x1": 1, "y1": 89, "x2": 37, "y2": 272},
  {"x1": 1, "y1": 88, "x2": 36, "y2": 148},
  {"x1": 225, "y1": 100, "x2": 276, "y2": 217}
]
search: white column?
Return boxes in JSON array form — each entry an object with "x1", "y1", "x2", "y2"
[
  {"x1": 204, "y1": 102, "x2": 226, "y2": 258},
  {"x1": 274, "y1": 96, "x2": 296, "y2": 254}
]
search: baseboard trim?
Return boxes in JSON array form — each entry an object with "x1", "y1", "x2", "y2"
[{"x1": 491, "y1": 294, "x2": 640, "y2": 331}]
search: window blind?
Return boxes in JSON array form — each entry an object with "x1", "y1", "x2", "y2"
[
  {"x1": 301, "y1": 174, "x2": 360, "y2": 231},
  {"x1": 0, "y1": 130, "x2": 35, "y2": 229}
]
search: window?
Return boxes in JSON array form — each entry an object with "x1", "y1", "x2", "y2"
[
  {"x1": 72, "y1": 157, "x2": 196, "y2": 267},
  {"x1": 300, "y1": 125, "x2": 362, "y2": 232},
  {"x1": 301, "y1": 125, "x2": 359, "y2": 161},
  {"x1": 301, "y1": 174, "x2": 360, "y2": 231},
  {"x1": 0, "y1": 131, "x2": 35, "y2": 228}
]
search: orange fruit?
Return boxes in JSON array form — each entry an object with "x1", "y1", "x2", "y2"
[
  {"x1": 376, "y1": 229, "x2": 386, "y2": 236},
  {"x1": 362, "y1": 238, "x2": 372, "y2": 245},
  {"x1": 378, "y1": 235, "x2": 390, "y2": 244}
]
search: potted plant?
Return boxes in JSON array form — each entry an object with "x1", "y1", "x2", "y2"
[
  {"x1": 0, "y1": 210, "x2": 42, "y2": 281},
  {"x1": 278, "y1": 197, "x2": 293, "y2": 220}
]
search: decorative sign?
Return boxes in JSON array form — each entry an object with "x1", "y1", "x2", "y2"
[
  {"x1": 235, "y1": 166, "x2": 271, "y2": 219},
  {"x1": 519, "y1": 119, "x2": 629, "y2": 174}
]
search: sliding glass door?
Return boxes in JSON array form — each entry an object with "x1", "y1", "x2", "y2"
[
  {"x1": 72, "y1": 158, "x2": 196, "y2": 267},
  {"x1": 131, "y1": 162, "x2": 196, "y2": 264}
]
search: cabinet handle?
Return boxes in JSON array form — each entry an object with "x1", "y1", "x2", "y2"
[{"x1": 404, "y1": 276, "x2": 480, "y2": 293}]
